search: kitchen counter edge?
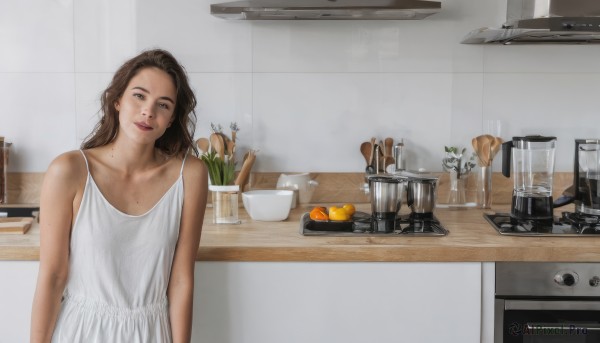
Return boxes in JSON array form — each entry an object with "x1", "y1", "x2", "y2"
[{"x1": 1, "y1": 206, "x2": 600, "y2": 262}]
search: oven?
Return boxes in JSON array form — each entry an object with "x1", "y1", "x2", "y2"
[{"x1": 495, "y1": 262, "x2": 600, "y2": 343}]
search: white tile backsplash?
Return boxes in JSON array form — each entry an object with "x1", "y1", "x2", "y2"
[
  {"x1": 3, "y1": 0, "x2": 600, "y2": 173},
  {"x1": 0, "y1": 73, "x2": 76, "y2": 172},
  {"x1": 74, "y1": 0, "x2": 137, "y2": 72},
  {"x1": 0, "y1": 0, "x2": 74, "y2": 72},
  {"x1": 484, "y1": 45, "x2": 600, "y2": 73},
  {"x1": 252, "y1": 20, "x2": 457, "y2": 73},
  {"x1": 483, "y1": 73, "x2": 600, "y2": 170},
  {"x1": 75, "y1": 73, "x2": 113, "y2": 142},
  {"x1": 136, "y1": 0, "x2": 252, "y2": 72},
  {"x1": 189, "y1": 73, "x2": 253, "y2": 145},
  {"x1": 253, "y1": 73, "x2": 452, "y2": 172}
]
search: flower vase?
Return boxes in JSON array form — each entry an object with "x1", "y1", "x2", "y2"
[
  {"x1": 447, "y1": 171, "x2": 467, "y2": 205},
  {"x1": 209, "y1": 185, "x2": 240, "y2": 224}
]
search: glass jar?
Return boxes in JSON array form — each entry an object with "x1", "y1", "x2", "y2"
[{"x1": 209, "y1": 185, "x2": 240, "y2": 224}]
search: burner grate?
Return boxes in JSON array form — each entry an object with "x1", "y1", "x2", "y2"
[{"x1": 484, "y1": 212, "x2": 600, "y2": 236}]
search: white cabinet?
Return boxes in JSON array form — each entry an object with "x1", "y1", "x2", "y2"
[
  {"x1": 193, "y1": 262, "x2": 483, "y2": 343},
  {"x1": 0, "y1": 261, "x2": 484, "y2": 343},
  {"x1": 0, "y1": 261, "x2": 39, "y2": 343}
]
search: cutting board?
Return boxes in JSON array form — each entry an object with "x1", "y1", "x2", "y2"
[{"x1": 0, "y1": 217, "x2": 34, "y2": 234}]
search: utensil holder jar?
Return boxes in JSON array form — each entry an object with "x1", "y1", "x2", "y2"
[
  {"x1": 477, "y1": 166, "x2": 492, "y2": 209},
  {"x1": 209, "y1": 185, "x2": 240, "y2": 224}
]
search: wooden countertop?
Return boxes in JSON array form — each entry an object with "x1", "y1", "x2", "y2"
[{"x1": 1, "y1": 204, "x2": 600, "y2": 262}]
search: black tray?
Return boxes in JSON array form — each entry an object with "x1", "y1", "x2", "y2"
[
  {"x1": 302, "y1": 211, "x2": 371, "y2": 232},
  {"x1": 300, "y1": 212, "x2": 448, "y2": 237}
]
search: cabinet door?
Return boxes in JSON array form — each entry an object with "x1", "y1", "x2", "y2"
[
  {"x1": 193, "y1": 262, "x2": 482, "y2": 343},
  {"x1": 0, "y1": 261, "x2": 39, "y2": 342}
]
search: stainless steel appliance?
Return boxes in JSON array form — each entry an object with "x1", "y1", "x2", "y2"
[
  {"x1": 210, "y1": 0, "x2": 441, "y2": 20},
  {"x1": 486, "y1": 138, "x2": 600, "y2": 236},
  {"x1": 369, "y1": 176, "x2": 405, "y2": 233},
  {"x1": 575, "y1": 139, "x2": 600, "y2": 216},
  {"x1": 406, "y1": 176, "x2": 437, "y2": 214},
  {"x1": 301, "y1": 173, "x2": 447, "y2": 236},
  {"x1": 495, "y1": 262, "x2": 600, "y2": 343},
  {"x1": 502, "y1": 136, "x2": 557, "y2": 230},
  {"x1": 462, "y1": 0, "x2": 600, "y2": 44}
]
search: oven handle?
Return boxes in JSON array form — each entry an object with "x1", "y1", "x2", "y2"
[
  {"x1": 505, "y1": 299, "x2": 600, "y2": 311},
  {"x1": 526, "y1": 323, "x2": 600, "y2": 331}
]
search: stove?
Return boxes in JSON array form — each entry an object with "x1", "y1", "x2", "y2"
[
  {"x1": 484, "y1": 212, "x2": 600, "y2": 236},
  {"x1": 300, "y1": 211, "x2": 448, "y2": 237},
  {"x1": 495, "y1": 262, "x2": 600, "y2": 343}
]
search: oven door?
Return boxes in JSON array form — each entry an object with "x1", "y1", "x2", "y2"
[{"x1": 495, "y1": 298, "x2": 600, "y2": 343}]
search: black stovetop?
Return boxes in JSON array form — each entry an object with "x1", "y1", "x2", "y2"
[
  {"x1": 300, "y1": 211, "x2": 448, "y2": 237},
  {"x1": 484, "y1": 212, "x2": 600, "y2": 236}
]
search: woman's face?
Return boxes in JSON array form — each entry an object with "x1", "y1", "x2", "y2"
[{"x1": 114, "y1": 67, "x2": 177, "y2": 146}]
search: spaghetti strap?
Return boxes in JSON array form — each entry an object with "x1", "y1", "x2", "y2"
[
  {"x1": 79, "y1": 150, "x2": 90, "y2": 173},
  {"x1": 180, "y1": 154, "x2": 188, "y2": 176}
]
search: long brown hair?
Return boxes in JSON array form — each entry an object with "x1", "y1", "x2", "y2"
[{"x1": 81, "y1": 49, "x2": 198, "y2": 157}]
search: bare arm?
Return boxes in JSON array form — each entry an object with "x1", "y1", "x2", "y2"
[
  {"x1": 168, "y1": 156, "x2": 208, "y2": 343},
  {"x1": 30, "y1": 152, "x2": 85, "y2": 343}
]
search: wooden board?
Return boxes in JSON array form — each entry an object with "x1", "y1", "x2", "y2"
[{"x1": 0, "y1": 217, "x2": 33, "y2": 234}]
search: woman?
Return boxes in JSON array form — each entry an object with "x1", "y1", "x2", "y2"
[{"x1": 30, "y1": 49, "x2": 208, "y2": 342}]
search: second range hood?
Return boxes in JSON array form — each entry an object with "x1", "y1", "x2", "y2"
[
  {"x1": 462, "y1": 0, "x2": 600, "y2": 44},
  {"x1": 210, "y1": 0, "x2": 441, "y2": 20}
]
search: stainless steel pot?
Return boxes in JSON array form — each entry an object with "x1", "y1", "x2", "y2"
[
  {"x1": 407, "y1": 177, "x2": 437, "y2": 213},
  {"x1": 368, "y1": 176, "x2": 405, "y2": 213},
  {"x1": 368, "y1": 175, "x2": 406, "y2": 232}
]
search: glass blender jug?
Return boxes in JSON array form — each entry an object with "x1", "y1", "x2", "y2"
[
  {"x1": 574, "y1": 139, "x2": 600, "y2": 215},
  {"x1": 502, "y1": 136, "x2": 557, "y2": 222}
]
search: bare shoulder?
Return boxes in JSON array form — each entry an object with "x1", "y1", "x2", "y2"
[
  {"x1": 182, "y1": 154, "x2": 208, "y2": 185},
  {"x1": 40, "y1": 150, "x2": 87, "y2": 230},
  {"x1": 44, "y1": 150, "x2": 87, "y2": 186}
]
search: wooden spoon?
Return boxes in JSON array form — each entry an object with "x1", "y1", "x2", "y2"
[
  {"x1": 210, "y1": 133, "x2": 225, "y2": 160},
  {"x1": 196, "y1": 137, "x2": 210, "y2": 154},
  {"x1": 480, "y1": 136, "x2": 492, "y2": 166},
  {"x1": 472, "y1": 136, "x2": 484, "y2": 166},
  {"x1": 360, "y1": 142, "x2": 371, "y2": 166},
  {"x1": 383, "y1": 137, "x2": 394, "y2": 168},
  {"x1": 234, "y1": 150, "x2": 256, "y2": 192},
  {"x1": 490, "y1": 136, "x2": 503, "y2": 162},
  {"x1": 378, "y1": 140, "x2": 385, "y2": 171},
  {"x1": 473, "y1": 135, "x2": 494, "y2": 166},
  {"x1": 226, "y1": 139, "x2": 236, "y2": 158}
]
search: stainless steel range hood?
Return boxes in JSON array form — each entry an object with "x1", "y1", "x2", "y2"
[
  {"x1": 462, "y1": 0, "x2": 600, "y2": 44},
  {"x1": 210, "y1": 0, "x2": 441, "y2": 20}
]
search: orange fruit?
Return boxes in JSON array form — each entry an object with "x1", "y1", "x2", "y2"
[
  {"x1": 310, "y1": 207, "x2": 329, "y2": 221},
  {"x1": 342, "y1": 203, "x2": 356, "y2": 216}
]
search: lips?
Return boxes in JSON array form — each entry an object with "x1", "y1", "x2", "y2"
[{"x1": 134, "y1": 122, "x2": 153, "y2": 131}]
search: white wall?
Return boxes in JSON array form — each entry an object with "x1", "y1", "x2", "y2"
[{"x1": 2, "y1": 0, "x2": 600, "y2": 173}]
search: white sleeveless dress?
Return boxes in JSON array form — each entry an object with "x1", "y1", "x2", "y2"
[{"x1": 51, "y1": 151, "x2": 186, "y2": 343}]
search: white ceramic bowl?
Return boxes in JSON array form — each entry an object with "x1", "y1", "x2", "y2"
[{"x1": 242, "y1": 190, "x2": 293, "y2": 221}]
